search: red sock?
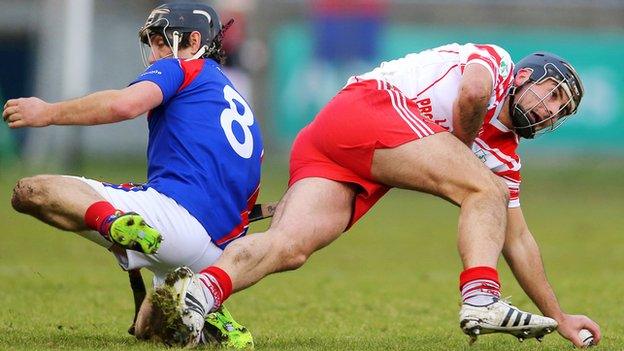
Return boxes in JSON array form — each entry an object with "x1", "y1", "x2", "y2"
[
  {"x1": 84, "y1": 201, "x2": 120, "y2": 239},
  {"x1": 460, "y1": 266, "x2": 501, "y2": 302},
  {"x1": 199, "y1": 266, "x2": 233, "y2": 311}
]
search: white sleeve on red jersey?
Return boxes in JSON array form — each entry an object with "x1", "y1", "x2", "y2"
[
  {"x1": 495, "y1": 169, "x2": 521, "y2": 208},
  {"x1": 459, "y1": 43, "x2": 514, "y2": 93}
]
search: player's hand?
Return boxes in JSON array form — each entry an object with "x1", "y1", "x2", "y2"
[
  {"x1": 2, "y1": 97, "x2": 55, "y2": 128},
  {"x1": 556, "y1": 314, "x2": 601, "y2": 348}
]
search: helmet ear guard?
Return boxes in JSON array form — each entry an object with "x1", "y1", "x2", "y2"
[{"x1": 509, "y1": 52, "x2": 584, "y2": 139}]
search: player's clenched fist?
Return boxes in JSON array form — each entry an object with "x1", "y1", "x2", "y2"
[{"x1": 2, "y1": 97, "x2": 55, "y2": 128}]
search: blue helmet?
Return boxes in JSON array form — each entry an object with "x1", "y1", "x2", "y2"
[{"x1": 509, "y1": 52, "x2": 584, "y2": 139}]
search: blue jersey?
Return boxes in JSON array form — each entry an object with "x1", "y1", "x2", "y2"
[{"x1": 131, "y1": 58, "x2": 263, "y2": 248}]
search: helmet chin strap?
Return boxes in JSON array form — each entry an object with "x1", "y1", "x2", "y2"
[
  {"x1": 171, "y1": 31, "x2": 181, "y2": 58},
  {"x1": 189, "y1": 45, "x2": 208, "y2": 60},
  {"x1": 173, "y1": 32, "x2": 207, "y2": 60},
  {"x1": 162, "y1": 31, "x2": 208, "y2": 62}
]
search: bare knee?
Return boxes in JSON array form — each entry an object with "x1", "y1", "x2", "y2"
[
  {"x1": 479, "y1": 175, "x2": 510, "y2": 207},
  {"x1": 494, "y1": 176, "x2": 510, "y2": 205},
  {"x1": 11, "y1": 175, "x2": 54, "y2": 213},
  {"x1": 224, "y1": 234, "x2": 310, "y2": 272},
  {"x1": 275, "y1": 240, "x2": 309, "y2": 271}
]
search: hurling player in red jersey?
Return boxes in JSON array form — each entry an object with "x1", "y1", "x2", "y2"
[{"x1": 151, "y1": 46, "x2": 599, "y2": 348}]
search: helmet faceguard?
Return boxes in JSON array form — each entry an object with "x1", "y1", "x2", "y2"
[
  {"x1": 138, "y1": 2, "x2": 222, "y2": 66},
  {"x1": 509, "y1": 52, "x2": 584, "y2": 139}
]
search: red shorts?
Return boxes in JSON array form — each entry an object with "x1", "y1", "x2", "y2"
[{"x1": 289, "y1": 79, "x2": 446, "y2": 228}]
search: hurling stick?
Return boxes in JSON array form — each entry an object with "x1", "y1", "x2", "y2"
[
  {"x1": 248, "y1": 201, "x2": 277, "y2": 222},
  {"x1": 127, "y1": 268, "x2": 146, "y2": 335}
]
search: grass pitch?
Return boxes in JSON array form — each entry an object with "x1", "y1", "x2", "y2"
[{"x1": 0, "y1": 157, "x2": 623, "y2": 350}]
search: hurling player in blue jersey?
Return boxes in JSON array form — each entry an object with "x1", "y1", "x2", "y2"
[{"x1": 4, "y1": 2, "x2": 262, "y2": 349}]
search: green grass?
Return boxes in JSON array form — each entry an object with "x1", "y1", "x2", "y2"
[{"x1": 1, "y1": 157, "x2": 623, "y2": 350}]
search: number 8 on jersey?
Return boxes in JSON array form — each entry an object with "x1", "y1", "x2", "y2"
[{"x1": 221, "y1": 85, "x2": 254, "y2": 159}]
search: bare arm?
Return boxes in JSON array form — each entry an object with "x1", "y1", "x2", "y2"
[
  {"x1": 3, "y1": 81, "x2": 162, "y2": 128},
  {"x1": 451, "y1": 63, "x2": 492, "y2": 146},
  {"x1": 503, "y1": 207, "x2": 601, "y2": 347}
]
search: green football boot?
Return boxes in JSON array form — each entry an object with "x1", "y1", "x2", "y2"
[
  {"x1": 109, "y1": 212, "x2": 162, "y2": 254},
  {"x1": 202, "y1": 305, "x2": 254, "y2": 349}
]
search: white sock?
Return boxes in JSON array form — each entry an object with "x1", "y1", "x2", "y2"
[{"x1": 461, "y1": 279, "x2": 500, "y2": 306}]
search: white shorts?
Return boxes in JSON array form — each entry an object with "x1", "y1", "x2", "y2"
[{"x1": 72, "y1": 176, "x2": 223, "y2": 285}]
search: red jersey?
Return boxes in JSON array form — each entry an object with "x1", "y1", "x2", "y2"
[{"x1": 349, "y1": 43, "x2": 521, "y2": 206}]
